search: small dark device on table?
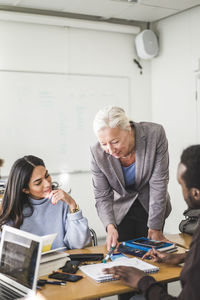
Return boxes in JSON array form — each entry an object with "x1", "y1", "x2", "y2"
[
  {"x1": 49, "y1": 271, "x2": 83, "y2": 282},
  {"x1": 60, "y1": 260, "x2": 80, "y2": 273},
  {"x1": 68, "y1": 253, "x2": 104, "y2": 262}
]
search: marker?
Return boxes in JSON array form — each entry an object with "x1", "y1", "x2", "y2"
[
  {"x1": 102, "y1": 245, "x2": 116, "y2": 263},
  {"x1": 45, "y1": 280, "x2": 66, "y2": 286}
]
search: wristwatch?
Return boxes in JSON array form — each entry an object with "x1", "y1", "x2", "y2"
[{"x1": 70, "y1": 204, "x2": 79, "y2": 214}]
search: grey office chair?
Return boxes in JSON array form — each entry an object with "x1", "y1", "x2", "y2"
[{"x1": 89, "y1": 228, "x2": 98, "y2": 246}]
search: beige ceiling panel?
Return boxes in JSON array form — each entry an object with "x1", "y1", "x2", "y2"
[
  {"x1": 14, "y1": 0, "x2": 69, "y2": 11},
  {"x1": 0, "y1": 0, "x2": 17, "y2": 5},
  {"x1": 61, "y1": 0, "x2": 131, "y2": 19},
  {"x1": 140, "y1": 0, "x2": 200, "y2": 10},
  {"x1": 114, "y1": 4, "x2": 177, "y2": 22},
  {"x1": 0, "y1": 0, "x2": 199, "y2": 22}
]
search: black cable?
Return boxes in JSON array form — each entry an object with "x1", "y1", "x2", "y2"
[{"x1": 133, "y1": 59, "x2": 143, "y2": 74}]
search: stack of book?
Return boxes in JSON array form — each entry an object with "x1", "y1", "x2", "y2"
[
  {"x1": 38, "y1": 233, "x2": 70, "y2": 277},
  {"x1": 39, "y1": 248, "x2": 70, "y2": 277},
  {"x1": 122, "y1": 237, "x2": 177, "y2": 253}
]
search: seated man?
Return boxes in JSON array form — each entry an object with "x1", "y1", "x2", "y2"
[{"x1": 104, "y1": 145, "x2": 200, "y2": 300}]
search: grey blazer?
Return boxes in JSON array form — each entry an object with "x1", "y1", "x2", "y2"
[{"x1": 90, "y1": 121, "x2": 171, "y2": 231}]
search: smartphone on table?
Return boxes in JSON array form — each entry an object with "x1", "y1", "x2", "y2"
[{"x1": 49, "y1": 271, "x2": 83, "y2": 282}]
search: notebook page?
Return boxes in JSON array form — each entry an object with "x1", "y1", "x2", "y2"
[{"x1": 79, "y1": 257, "x2": 159, "y2": 283}]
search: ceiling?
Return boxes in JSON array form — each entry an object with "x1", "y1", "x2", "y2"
[{"x1": 0, "y1": 0, "x2": 200, "y2": 24}]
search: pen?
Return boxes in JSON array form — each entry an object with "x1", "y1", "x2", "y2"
[
  {"x1": 45, "y1": 280, "x2": 66, "y2": 286},
  {"x1": 102, "y1": 245, "x2": 116, "y2": 263}
]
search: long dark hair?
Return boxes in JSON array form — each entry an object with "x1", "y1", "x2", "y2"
[{"x1": 0, "y1": 155, "x2": 45, "y2": 229}]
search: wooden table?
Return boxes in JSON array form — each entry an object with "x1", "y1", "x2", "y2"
[
  {"x1": 38, "y1": 243, "x2": 185, "y2": 300},
  {"x1": 166, "y1": 233, "x2": 192, "y2": 249}
]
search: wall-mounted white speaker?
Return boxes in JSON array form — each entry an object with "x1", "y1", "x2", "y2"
[{"x1": 135, "y1": 29, "x2": 159, "y2": 59}]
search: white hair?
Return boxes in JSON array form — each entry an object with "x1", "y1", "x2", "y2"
[{"x1": 93, "y1": 106, "x2": 131, "y2": 135}]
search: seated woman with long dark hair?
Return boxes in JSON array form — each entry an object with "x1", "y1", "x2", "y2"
[{"x1": 0, "y1": 155, "x2": 91, "y2": 249}]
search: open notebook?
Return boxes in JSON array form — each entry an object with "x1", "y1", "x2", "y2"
[{"x1": 79, "y1": 257, "x2": 159, "y2": 283}]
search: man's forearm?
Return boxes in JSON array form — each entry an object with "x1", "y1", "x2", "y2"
[{"x1": 163, "y1": 252, "x2": 186, "y2": 265}]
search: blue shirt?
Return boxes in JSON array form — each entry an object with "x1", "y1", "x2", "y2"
[{"x1": 122, "y1": 162, "x2": 136, "y2": 186}]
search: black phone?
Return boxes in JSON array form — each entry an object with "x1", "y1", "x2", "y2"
[{"x1": 48, "y1": 272, "x2": 83, "y2": 282}]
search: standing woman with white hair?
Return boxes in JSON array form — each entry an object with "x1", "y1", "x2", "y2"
[{"x1": 91, "y1": 106, "x2": 171, "y2": 251}]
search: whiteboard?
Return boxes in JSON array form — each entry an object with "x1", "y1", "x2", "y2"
[{"x1": 0, "y1": 72, "x2": 130, "y2": 175}]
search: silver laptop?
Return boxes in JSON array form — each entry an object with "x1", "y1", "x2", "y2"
[{"x1": 0, "y1": 225, "x2": 43, "y2": 300}]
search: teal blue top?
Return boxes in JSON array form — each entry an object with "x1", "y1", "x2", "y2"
[{"x1": 122, "y1": 162, "x2": 136, "y2": 186}]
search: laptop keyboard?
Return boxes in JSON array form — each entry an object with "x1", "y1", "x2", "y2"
[{"x1": 0, "y1": 283, "x2": 23, "y2": 300}]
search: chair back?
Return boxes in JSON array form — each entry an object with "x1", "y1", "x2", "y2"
[{"x1": 89, "y1": 228, "x2": 98, "y2": 246}]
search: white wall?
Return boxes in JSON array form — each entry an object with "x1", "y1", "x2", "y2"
[
  {"x1": 152, "y1": 6, "x2": 200, "y2": 233},
  {"x1": 0, "y1": 17, "x2": 151, "y2": 238}
]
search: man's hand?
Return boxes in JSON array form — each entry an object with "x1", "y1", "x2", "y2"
[
  {"x1": 142, "y1": 248, "x2": 171, "y2": 263},
  {"x1": 148, "y1": 228, "x2": 168, "y2": 242},
  {"x1": 106, "y1": 224, "x2": 119, "y2": 251},
  {"x1": 103, "y1": 266, "x2": 145, "y2": 288},
  {"x1": 142, "y1": 248, "x2": 186, "y2": 265}
]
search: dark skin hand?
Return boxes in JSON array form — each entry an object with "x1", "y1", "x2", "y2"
[
  {"x1": 103, "y1": 249, "x2": 187, "y2": 289},
  {"x1": 142, "y1": 248, "x2": 186, "y2": 264},
  {"x1": 103, "y1": 266, "x2": 145, "y2": 288}
]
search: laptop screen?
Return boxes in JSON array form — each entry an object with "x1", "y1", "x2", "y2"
[{"x1": 0, "y1": 230, "x2": 40, "y2": 289}]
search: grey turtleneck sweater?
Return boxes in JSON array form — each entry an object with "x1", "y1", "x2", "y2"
[{"x1": 19, "y1": 197, "x2": 91, "y2": 249}]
